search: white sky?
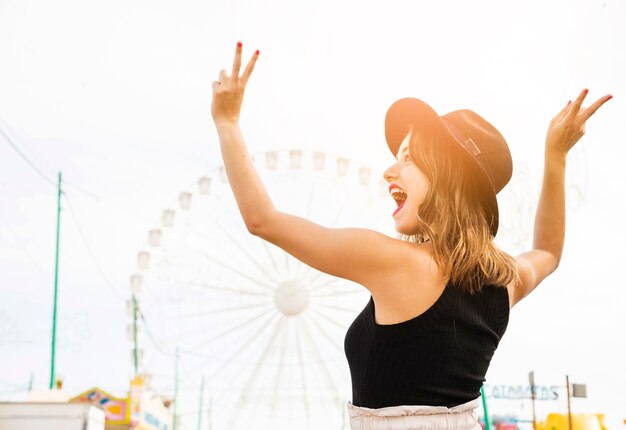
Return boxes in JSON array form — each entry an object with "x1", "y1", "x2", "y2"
[{"x1": 1, "y1": 0, "x2": 625, "y2": 428}]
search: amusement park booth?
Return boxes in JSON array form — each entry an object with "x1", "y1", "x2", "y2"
[{"x1": 70, "y1": 376, "x2": 172, "y2": 430}]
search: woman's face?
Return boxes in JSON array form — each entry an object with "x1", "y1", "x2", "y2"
[{"x1": 383, "y1": 132, "x2": 430, "y2": 236}]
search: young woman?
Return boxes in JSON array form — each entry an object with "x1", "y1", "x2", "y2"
[{"x1": 210, "y1": 42, "x2": 612, "y2": 429}]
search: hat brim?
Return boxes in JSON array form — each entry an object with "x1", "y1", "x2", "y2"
[{"x1": 384, "y1": 97, "x2": 500, "y2": 236}]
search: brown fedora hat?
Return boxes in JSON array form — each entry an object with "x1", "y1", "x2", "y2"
[{"x1": 384, "y1": 97, "x2": 512, "y2": 236}]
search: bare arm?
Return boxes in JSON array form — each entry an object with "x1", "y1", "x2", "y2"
[
  {"x1": 210, "y1": 42, "x2": 428, "y2": 290},
  {"x1": 510, "y1": 89, "x2": 612, "y2": 306},
  {"x1": 211, "y1": 43, "x2": 273, "y2": 225},
  {"x1": 214, "y1": 122, "x2": 275, "y2": 227}
]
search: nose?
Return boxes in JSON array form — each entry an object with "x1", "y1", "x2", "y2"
[{"x1": 383, "y1": 162, "x2": 399, "y2": 182}]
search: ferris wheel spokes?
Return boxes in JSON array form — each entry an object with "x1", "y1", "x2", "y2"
[
  {"x1": 174, "y1": 222, "x2": 280, "y2": 290},
  {"x1": 179, "y1": 280, "x2": 271, "y2": 297},
  {"x1": 297, "y1": 315, "x2": 344, "y2": 400},
  {"x1": 185, "y1": 306, "x2": 277, "y2": 352},
  {"x1": 163, "y1": 300, "x2": 275, "y2": 322},
  {"x1": 199, "y1": 312, "x2": 284, "y2": 383}
]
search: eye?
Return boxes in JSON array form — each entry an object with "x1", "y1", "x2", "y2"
[{"x1": 403, "y1": 154, "x2": 410, "y2": 163}]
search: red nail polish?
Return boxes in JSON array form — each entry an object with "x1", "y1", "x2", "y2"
[
  {"x1": 255, "y1": 49, "x2": 260, "y2": 56},
  {"x1": 583, "y1": 88, "x2": 589, "y2": 94},
  {"x1": 567, "y1": 100, "x2": 571, "y2": 105},
  {"x1": 237, "y1": 41, "x2": 242, "y2": 48}
]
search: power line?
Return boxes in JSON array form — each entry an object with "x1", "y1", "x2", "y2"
[
  {"x1": 139, "y1": 313, "x2": 172, "y2": 356},
  {"x1": 0, "y1": 126, "x2": 178, "y2": 373},
  {"x1": 0, "y1": 120, "x2": 99, "y2": 200},
  {"x1": 63, "y1": 193, "x2": 126, "y2": 302},
  {"x1": 64, "y1": 180, "x2": 100, "y2": 201},
  {"x1": 0, "y1": 210, "x2": 50, "y2": 278},
  {"x1": 0, "y1": 125, "x2": 58, "y2": 188}
]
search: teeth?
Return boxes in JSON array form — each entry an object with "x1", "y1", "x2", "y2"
[{"x1": 390, "y1": 188, "x2": 407, "y2": 202}]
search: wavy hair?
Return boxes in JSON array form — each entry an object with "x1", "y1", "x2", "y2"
[{"x1": 402, "y1": 128, "x2": 519, "y2": 294}]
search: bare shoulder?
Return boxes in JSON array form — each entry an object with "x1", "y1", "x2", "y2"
[
  {"x1": 361, "y1": 237, "x2": 438, "y2": 291},
  {"x1": 367, "y1": 241, "x2": 446, "y2": 324}
]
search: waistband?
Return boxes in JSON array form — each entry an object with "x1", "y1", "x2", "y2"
[
  {"x1": 347, "y1": 397, "x2": 482, "y2": 429},
  {"x1": 347, "y1": 397, "x2": 481, "y2": 418}
]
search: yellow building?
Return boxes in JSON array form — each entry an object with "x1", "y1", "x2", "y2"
[{"x1": 537, "y1": 413, "x2": 608, "y2": 430}]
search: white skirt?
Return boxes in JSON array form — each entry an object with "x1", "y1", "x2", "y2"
[{"x1": 346, "y1": 397, "x2": 482, "y2": 430}]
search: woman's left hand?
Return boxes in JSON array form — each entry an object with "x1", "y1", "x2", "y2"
[
  {"x1": 211, "y1": 41, "x2": 260, "y2": 127},
  {"x1": 545, "y1": 89, "x2": 612, "y2": 157}
]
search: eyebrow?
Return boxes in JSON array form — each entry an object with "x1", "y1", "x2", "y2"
[{"x1": 397, "y1": 146, "x2": 409, "y2": 160}]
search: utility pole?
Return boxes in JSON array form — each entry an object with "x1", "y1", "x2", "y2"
[
  {"x1": 480, "y1": 385, "x2": 491, "y2": 430},
  {"x1": 529, "y1": 371, "x2": 537, "y2": 430},
  {"x1": 49, "y1": 172, "x2": 62, "y2": 389},
  {"x1": 132, "y1": 294, "x2": 139, "y2": 376},
  {"x1": 197, "y1": 375, "x2": 205, "y2": 430},
  {"x1": 207, "y1": 394, "x2": 212, "y2": 430},
  {"x1": 566, "y1": 375, "x2": 573, "y2": 430},
  {"x1": 173, "y1": 346, "x2": 179, "y2": 430}
]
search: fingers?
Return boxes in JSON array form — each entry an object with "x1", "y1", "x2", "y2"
[
  {"x1": 580, "y1": 94, "x2": 613, "y2": 122},
  {"x1": 554, "y1": 100, "x2": 571, "y2": 123},
  {"x1": 566, "y1": 88, "x2": 589, "y2": 120},
  {"x1": 241, "y1": 49, "x2": 260, "y2": 85},
  {"x1": 214, "y1": 42, "x2": 259, "y2": 89},
  {"x1": 219, "y1": 69, "x2": 228, "y2": 83},
  {"x1": 231, "y1": 41, "x2": 242, "y2": 79}
]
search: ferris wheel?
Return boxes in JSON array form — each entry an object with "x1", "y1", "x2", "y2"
[{"x1": 127, "y1": 149, "x2": 395, "y2": 429}]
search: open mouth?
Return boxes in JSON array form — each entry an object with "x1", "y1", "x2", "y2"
[{"x1": 390, "y1": 186, "x2": 407, "y2": 216}]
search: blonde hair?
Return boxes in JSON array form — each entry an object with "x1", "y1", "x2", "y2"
[{"x1": 403, "y1": 128, "x2": 519, "y2": 294}]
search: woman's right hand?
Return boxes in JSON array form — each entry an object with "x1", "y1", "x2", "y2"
[
  {"x1": 211, "y1": 41, "x2": 259, "y2": 127},
  {"x1": 545, "y1": 89, "x2": 612, "y2": 157}
]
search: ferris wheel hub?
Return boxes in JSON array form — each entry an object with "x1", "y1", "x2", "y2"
[{"x1": 274, "y1": 280, "x2": 310, "y2": 316}]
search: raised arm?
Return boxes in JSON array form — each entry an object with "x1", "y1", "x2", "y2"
[
  {"x1": 210, "y1": 43, "x2": 275, "y2": 231},
  {"x1": 210, "y1": 42, "x2": 429, "y2": 291},
  {"x1": 510, "y1": 89, "x2": 612, "y2": 306}
]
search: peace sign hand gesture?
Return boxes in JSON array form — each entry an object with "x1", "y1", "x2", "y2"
[
  {"x1": 546, "y1": 89, "x2": 612, "y2": 157},
  {"x1": 211, "y1": 41, "x2": 260, "y2": 126}
]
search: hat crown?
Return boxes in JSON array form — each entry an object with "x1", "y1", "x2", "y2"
[{"x1": 441, "y1": 109, "x2": 512, "y2": 194}]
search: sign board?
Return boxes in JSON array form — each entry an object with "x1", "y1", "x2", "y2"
[
  {"x1": 70, "y1": 387, "x2": 129, "y2": 425},
  {"x1": 572, "y1": 383, "x2": 587, "y2": 398},
  {"x1": 484, "y1": 385, "x2": 559, "y2": 400}
]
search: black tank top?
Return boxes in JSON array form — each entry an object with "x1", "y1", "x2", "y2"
[{"x1": 344, "y1": 283, "x2": 509, "y2": 408}]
